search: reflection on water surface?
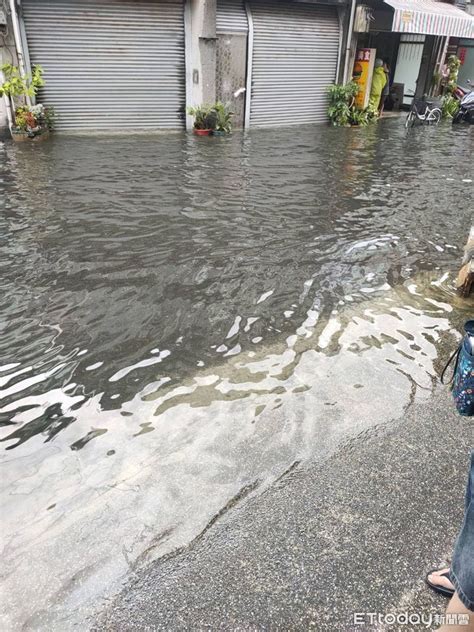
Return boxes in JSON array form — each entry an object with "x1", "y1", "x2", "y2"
[{"x1": 0, "y1": 120, "x2": 473, "y2": 630}]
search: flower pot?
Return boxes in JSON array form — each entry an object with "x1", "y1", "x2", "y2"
[
  {"x1": 212, "y1": 130, "x2": 226, "y2": 136},
  {"x1": 193, "y1": 128, "x2": 212, "y2": 136},
  {"x1": 11, "y1": 129, "x2": 50, "y2": 143}
]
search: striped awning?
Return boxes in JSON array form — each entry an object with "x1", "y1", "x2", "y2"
[{"x1": 384, "y1": 0, "x2": 474, "y2": 38}]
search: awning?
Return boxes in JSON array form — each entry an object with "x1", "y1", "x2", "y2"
[{"x1": 384, "y1": 0, "x2": 474, "y2": 38}]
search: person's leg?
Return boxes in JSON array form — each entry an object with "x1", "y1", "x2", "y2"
[
  {"x1": 379, "y1": 95, "x2": 385, "y2": 116},
  {"x1": 439, "y1": 451, "x2": 474, "y2": 630},
  {"x1": 438, "y1": 592, "x2": 474, "y2": 631}
]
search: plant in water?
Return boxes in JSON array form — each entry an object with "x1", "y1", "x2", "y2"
[
  {"x1": 214, "y1": 101, "x2": 233, "y2": 133},
  {"x1": 441, "y1": 93, "x2": 460, "y2": 119},
  {"x1": 1, "y1": 64, "x2": 54, "y2": 139},
  {"x1": 327, "y1": 82, "x2": 376, "y2": 127},
  {"x1": 327, "y1": 82, "x2": 360, "y2": 126},
  {"x1": 187, "y1": 104, "x2": 217, "y2": 130},
  {"x1": 13, "y1": 104, "x2": 56, "y2": 136},
  {"x1": 349, "y1": 106, "x2": 376, "y2": 126}
]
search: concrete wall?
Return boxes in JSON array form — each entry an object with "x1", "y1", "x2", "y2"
[
  {"x1": 216, "y1": 33, "x2": 247, "y2": 127},
  {"x1": 185, "y1": 0, "x2": 217, "y2": 129}
]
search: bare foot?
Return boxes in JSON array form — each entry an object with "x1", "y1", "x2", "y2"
[{"x1": 427, "y1": 568, "x2": 455, "y2": 593}]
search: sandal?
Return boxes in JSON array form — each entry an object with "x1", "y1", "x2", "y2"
[{"x1": 425, "y1": 568, "x2": 455, "y2": 598}]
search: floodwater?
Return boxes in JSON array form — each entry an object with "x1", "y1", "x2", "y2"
[{"x1": 1, "y1": 119, "x2": 473, "y2": 630}]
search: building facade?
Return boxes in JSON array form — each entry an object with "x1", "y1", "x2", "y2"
[
  {"x1": 1, "y1": 0, "x2": 349, "y2": 132},
  {"x1": 347, "y1": 0, "x2": 474, "y2": 107},
  {"x1": 1, "y1": 0, "x2": 473, "y2": 133}
]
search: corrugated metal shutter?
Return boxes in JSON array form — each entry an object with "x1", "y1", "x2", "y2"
[
  {"x1": 21, "y1": 0, "x2": 185, "y2": 131},
  {"x1": 216, "y1": 0, "x2": 248, "y2": 33},
  {"x1": 249, "y1": 1, "x2": 340, "y2": 127}
]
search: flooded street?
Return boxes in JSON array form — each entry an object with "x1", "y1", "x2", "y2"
[{"x1": 1, "y1": 119, "x2": 473, "y2": 630}]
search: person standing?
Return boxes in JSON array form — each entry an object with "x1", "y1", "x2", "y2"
[
  {"x1": 427, "y1": 319, "x2": 474, "y2": 631},
  {"x1": 379, "y1": 61, "x2": 390, "y2": 116},
  {"x1": 368, "y1": 59, "x2": 387, "y2": 112}
]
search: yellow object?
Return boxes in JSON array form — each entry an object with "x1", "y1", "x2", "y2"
[
  {"x1": 353, "y1": 48, "x2": 376, "y2": 109},
  {"x1": 369, "y1": 67, "x2": 387, "y2": 110}
]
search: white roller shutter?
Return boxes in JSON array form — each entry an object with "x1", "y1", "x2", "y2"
[
  {"x1": 21, "y1": 0, "x2": 185, "y2": 131},
  {"x1": 216, "y1": 0, "x2": 248, "y2": 33},
  {"x1": 249, "y1": 1, "x2": 340, "y2": 127}
]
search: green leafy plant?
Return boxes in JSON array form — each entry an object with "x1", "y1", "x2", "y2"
[
  {"x1": 214, "y1": 101, "x2": 233, "y2": 133},
  {"x1": 327, "y1": 82, "x2": 375, "y2": 127},
  {"x1": 446, "y1": 55, "x2": 461, "y2": 94},
  {"x1": 41, "y1": 105, "x2": 56, "y2": 129},
  {"x1": 0, "y1": 63, "x2": 45, "y2": 99},
  {"x1": 327, "y1": 81, "x2": 360, "y2": 105},
  {"x1": 328, "y1": 99, "x2": 352, "y2": 126},
  {"x1": 348, "y1": 105, "x2": 378, "y2": 127},
  {"x1": 187, "y1": 104, "x2": 217, "y2": 130},
  {"x1": 441, "y1": 93, "x2": 460, "y2": 119},
  {"x1": 327, "y1": 82, "x2": 359, "y2": 126}
]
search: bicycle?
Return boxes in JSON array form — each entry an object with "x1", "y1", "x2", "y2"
[{"x1": 405, "y1": 92, "x2": 442, "y2": 128}]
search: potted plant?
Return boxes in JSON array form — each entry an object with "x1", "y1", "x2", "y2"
[
  {"x1": 12, "y1": 103, "x2": 55, "y2": 141},
  {"x1": 349, "y1": 104, "x2": 378, "y2": 127},
  {"x1": 187, "y1": 104, "x2": 217, "y2": 135},
  {"x1": 213, "y1": 102, "x2": 233, "y2": 135},
  {"x1": 0, "y1": 63, "x2": 55, "y2": 141},
  {"x1": 441, "y1": 93, "x2": 460, "y2": 119},
  {"x1": 327, "y1": 82, "x2": 378, "y2": 127}
]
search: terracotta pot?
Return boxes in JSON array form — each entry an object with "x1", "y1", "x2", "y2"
[
  {"x1": 193, "y1": 129, "x2": 212, "y2": 136},
  {"x1": 11, "y1": 129, "x2": 50, "y2": 143}
]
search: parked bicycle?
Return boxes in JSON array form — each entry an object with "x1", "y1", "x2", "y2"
[{"x1": 405, "y1": 91, "x2": 442, "y2": 128}]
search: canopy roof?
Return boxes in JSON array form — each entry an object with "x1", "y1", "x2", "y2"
[{"x1": 383, "y1": 0, "x2": 474, "y2": 37}]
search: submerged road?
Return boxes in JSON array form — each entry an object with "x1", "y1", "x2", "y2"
[
  {"x1": 100, "y1": 385, "x2": 470, "y2": 631},
  {"x1": 1, "y1": 120, "x2": 473, "y2": 630}
]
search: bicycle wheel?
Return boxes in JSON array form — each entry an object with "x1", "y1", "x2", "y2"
[
  {"x1": 429, "y1": 108, "x2": 442, "y2": 125},
  {"x1": 405, "y1": 110, "x2": 416, "y2": 128}
]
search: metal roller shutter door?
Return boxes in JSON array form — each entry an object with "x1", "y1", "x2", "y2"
[
  {"x1": 249, "y1": 1, "x2": 340, "y2": 127},
  {"x1": 21, "y1": 0, "x2": 185, "y2": 131},
  {"x1": 216, "y1": 0, "x2": 248, "y2": 33}
]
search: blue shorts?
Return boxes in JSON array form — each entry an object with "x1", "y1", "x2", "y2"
[{"x1": 451, "y1": 450, "x2": 474, "y2": 611}]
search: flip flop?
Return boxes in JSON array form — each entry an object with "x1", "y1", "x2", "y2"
[{"x1": 425, "y1": 568, "x2": 455, "y2": 598}]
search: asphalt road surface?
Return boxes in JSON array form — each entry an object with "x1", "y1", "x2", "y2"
[{"x1": 98, "y1": 385, "x2": 471, "y2": 631}]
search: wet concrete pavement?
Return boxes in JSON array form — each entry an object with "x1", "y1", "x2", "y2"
[{"x1": 99, "y1": 384, "x2": 471, "y2": 631}]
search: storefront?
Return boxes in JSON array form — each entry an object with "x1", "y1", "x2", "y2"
[
  {"x1": 248, "y1": 0, "x2": 341, "y2": 126},
  {"x1": 21, "y1": 0, "x2": 186, "y2": 131},
  {"x1": 457, "y1": 37, "x2": 474, "y2": 87},
  {"x1": 216, "y1": 0, "x2": 342, "y2": 128},
  {"x1": 352, "y1": 0, "x2": 474, "y2": 108}
]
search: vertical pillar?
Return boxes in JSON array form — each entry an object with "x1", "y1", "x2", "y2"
[
  {"x1": 185, "y1": 0, "x2": 217, "y2": 130},
  {"x1": 415, "y1": 35, "x2": 436, "y2": 98},
  {"x1": 0, "y1": 12, "x2": 19, "y2": 133}
]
